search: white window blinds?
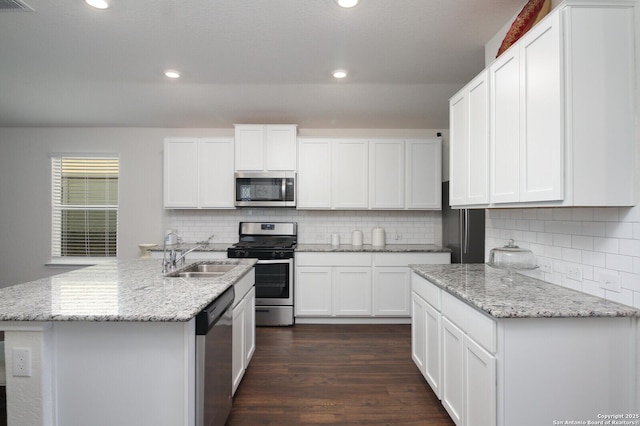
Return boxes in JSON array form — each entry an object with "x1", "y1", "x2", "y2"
[{"x1": 51, "y1": 156, "x2": 119, "y2": 259}]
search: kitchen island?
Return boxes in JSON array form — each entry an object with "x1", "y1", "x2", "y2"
[
  {"x1": 0, "y1": 258, "x2": 256, "y2": 426},
  {"x1": 410, "y1": 264, "x2": 638, "y2": 426}
]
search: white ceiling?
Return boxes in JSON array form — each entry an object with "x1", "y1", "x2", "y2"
[{"x1": 0, "y1": 0, "x2": 525, "y2": 129}]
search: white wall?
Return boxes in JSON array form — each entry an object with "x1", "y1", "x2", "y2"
[{"x1": 0, "y1": 127, "x2": 443, "y2": 287}]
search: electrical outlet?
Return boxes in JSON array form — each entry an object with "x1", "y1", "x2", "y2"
[
  {"x1": 567, "y1": 266, "x2": 582, "y2": 282},
  {"x1": 538, "y1": 258, "x2": 553, "y2": 274},
  {"x1": 599, "y1": 272, "x2": 621, "y2": 293},
  {"x1": 13, "y1": 347, "x2": 32, "y2": 377}
]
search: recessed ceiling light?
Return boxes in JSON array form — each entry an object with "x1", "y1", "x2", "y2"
[
  {"x1": 164, "y1": 70, "x2": 181, "y2": 79},
  {"x1": 333, "y1": 70, "x2": 348, "y2": 79},
  {"x1": 336, "y1": 0, "x2": 358, "y2": 8},
  {"x1": 85, "y1": 0, "x2": 109, "y2": 9}
]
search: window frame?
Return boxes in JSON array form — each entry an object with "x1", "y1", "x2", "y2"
[{"x1": 50, "y1": 154, "x2": 120, "y2": 265}]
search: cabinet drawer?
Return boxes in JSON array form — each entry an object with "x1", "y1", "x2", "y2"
[
  {"x1": 411, "y1": 273, "x2": 441, "y2": 310},
  {"x1": 296, "y1": 252, "x2": 372, "y2": 267},
  {"x1": 441, "y1": 291, "x2": 496, "y2": 353},
  {"x1": 374, "y1": 252, "x2": 450, "y2": 267}
]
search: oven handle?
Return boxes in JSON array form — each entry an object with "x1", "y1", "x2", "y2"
[{"x1": 256, "y1": 259, "x2": 293, "y2": 265}]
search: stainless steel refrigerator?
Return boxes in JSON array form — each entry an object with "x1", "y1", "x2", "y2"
[{"x1": 442, "y1": 181, "x2": 485, "y2": 263}]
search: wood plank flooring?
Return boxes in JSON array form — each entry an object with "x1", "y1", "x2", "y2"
[{"x1": 228, "y1": 324, "x2": 455, "y2": 425}]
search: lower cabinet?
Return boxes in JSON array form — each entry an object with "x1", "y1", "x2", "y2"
[
  {"x1": 296, "y1": 252, "x2": 450, "y2": 322},
  {"x1": 232, "y1": 273, "x2": 256, "y2": 395},
  {"x1": 411, "y1": 271, "x2": 635, "y2": 426}
]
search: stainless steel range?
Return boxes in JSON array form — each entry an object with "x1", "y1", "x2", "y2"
[{"x1": 227, "y1": 222, "x2": 296, "y2": 326}]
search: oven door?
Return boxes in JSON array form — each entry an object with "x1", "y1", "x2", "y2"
[{"x1": 253, "y1": 259, "x2": 293, "y2": 306}]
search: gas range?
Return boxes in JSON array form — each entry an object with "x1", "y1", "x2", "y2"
[{"x1": 227, "y1": 222, "x2": 297, "y2": 326}]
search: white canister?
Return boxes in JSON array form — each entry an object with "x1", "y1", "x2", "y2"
[
  {"x1": 331, "y1": 233, "x2": 340, "y2": 247},
  {"x1": 165, "y1": 229, "x2": 178, "y2": 245},
  {"x1": 352, "y1": 230, "x2": 363, "y2": 247},
  {"x1": 372, "y1": 227, "x2": 385, "y2": 247}
]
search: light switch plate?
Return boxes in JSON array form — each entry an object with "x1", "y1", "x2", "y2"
[{"x1": 599, "y1": 272, "x2": 621, "y2": 292}]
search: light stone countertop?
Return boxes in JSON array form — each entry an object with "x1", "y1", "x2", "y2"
[
  {"x1": 410, "y1": 264, "x2": 639, "y2": 318},
  {"x1": 296, "y1": 243, "x2": 450, "y2": 253},
  {"x1": 0, "y1": 258, "x2": 256, "y2": 322}
]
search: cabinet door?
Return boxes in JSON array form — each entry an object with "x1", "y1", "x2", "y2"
[
  {"x1": 449, "y1": 89, "x2": 468, "y2": 206},
  {"x1": 442, "y1": 316, "x2": 464, "y2": 426},
  {"x1": 199, "y1": 138, "x2": 235, "y2": 208},
  {"x1": 334, "y1": 267, "x2": 372, "y2": 316},
  {"x1": 232, "y1": 295, "x2": 247, "y2": 395},
  {"x1": 466, "y1": 72, "x2": 490, "y2": 205},
  {"x1": 424, "y1": 301, "x2": 442, "y2": 399},
  {"x1": 519, "y1": 12, "x2": 563, "y2": 202},
  {"x1": 235, "y1": 125, "x2": 265, "y2": 171},
  {"x1": 490, "y1": 49, "x2": 520, "y2": 204},
  {"x1": 406, "y1": 139, "x2": 441, "y2": 209},
  {"x1": 265, "y1": 125, "x2": 297, "y2": 171},
  {"x1": 244, "y1": 287, "x2": 256, "y2": 367},
  {"x1": 369, "y1": 140, "x2": 404, "y2": 209},
  {"x1": 332, "y1": 139, "x2": 369, "y2": 209},
  {"x1": 464, "y1": 336, "x2": 496, "y2": 426},
  {"x1": 411, "y1": 292, "x2": 427, "y2": 374},
  {"x1": 295, "y1": 267, "x2": 332, "y2": 316},
  {"x1": 373, "y1": 267, "x2": 410, "y2": 316},
  {"x1": 164, "y1": 138, "x2": 198, "y2": 208},
  {"x1": 297, "y1": 138, "x2": 332, "y2": 209}
]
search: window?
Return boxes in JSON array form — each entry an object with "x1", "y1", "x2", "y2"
[{"x1": 51, "y1": 156, "x2": 119, "y2": 261}]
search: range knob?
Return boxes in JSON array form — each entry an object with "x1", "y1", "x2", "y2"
[
  {"x1": 272, "y1": 251, "x2": 286, "y2": 258},
  {"x1": 236, "y1": 250, "x2": 249, "y2": 258}
]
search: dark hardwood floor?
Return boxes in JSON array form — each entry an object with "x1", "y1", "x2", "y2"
[{"x1": 228, "y1": 324, "x2": 455, "y2": 425}]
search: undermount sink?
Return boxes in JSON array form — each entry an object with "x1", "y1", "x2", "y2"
[{"x1": 166, "y1": 262, "x2": 237, "y2": 278}]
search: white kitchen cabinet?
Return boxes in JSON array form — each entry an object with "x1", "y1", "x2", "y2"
[
  {"x1": 298, "y1": 138, "x2": 441, "y2": 210},
  {"x1": 464, "y1": 336, "x2": 495, "y2": 426},
  {"x1": 334, "y1": 267, "x2": 372, "y2": 316},
  {"x1": 296, "y1": 252, "x2": 450, "y2": 322},
  {"x1": 164, "y1": 138, "x2": 198, "y2": 208},
  {"x1": 412, "y1": 271, "x2": 634, "y2": 426},
  {"x1": 441, "y1": 316, "x2": 464, "y2": 426},
  {"x1": 373, "y1": 267, "x2": 410, "y2": 316},
  {"x1": 232, "y1": 271, "x2": 256, "y2": 395},
  {"x1": 411, "y1": 283, "x2": 442, "y2": 399},
  {"x1": 164, "y1": 137, "x2": 235, "y2": 209},
  {"x1": 332, "y1": 139, "x2": 369, "y2": 209},
  {"x1": 234, "y1": 124, "x2": 297, "y2": 171},
  {"x1": 370, "y1": 139, "x2": 404, "y2": 209},
  {"x1": 483, "y1": 2, "x2": 636, "y2": 207},
  {"x1": 297, "y1": 138, "x2": 332, "y2": 209},
  {"x1": 405, "y1": 139, "x2": 442, "y2": 209},
  {"x1": 295, "y1": 266, "x2": 333, "y2": 316},
  {"x1": 490, "y1": 12, "x2": 562, "y2": 204},
  {"x1": 449, "y1": 71, "x2": 490, "y2": 207}
]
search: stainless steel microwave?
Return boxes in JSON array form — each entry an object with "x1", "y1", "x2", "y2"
[{"x1": 234, "y1": 172, "x2": 296, "y2": 207}]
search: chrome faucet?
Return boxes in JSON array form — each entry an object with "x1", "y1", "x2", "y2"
[
  {"x1": 162, "y1": 231, "x2": 181, "y2": 273},
  {"x1": 173, "y1": 245, "x2": 205, "y2": 266}
]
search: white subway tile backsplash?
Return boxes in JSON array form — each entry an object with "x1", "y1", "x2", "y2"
[
  {"x1": 487, "y1": 205, "x2": 640, "y2": 308},
  {"x1": 168, "y1": 208, "x2": 440, "y2": 246}
]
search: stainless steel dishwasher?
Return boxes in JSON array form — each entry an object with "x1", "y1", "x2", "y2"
[{"x1": 195, "y1": 287, "x2": 234, "y2": 426}]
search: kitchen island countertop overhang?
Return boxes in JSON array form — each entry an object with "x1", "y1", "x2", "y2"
[{"x1": 0, "y1": 258, "x2": 257, "y2": 323}]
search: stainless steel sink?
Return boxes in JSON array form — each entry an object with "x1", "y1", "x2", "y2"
[{"x1": 166, "y1": 262, "x2": 237, "y2": 278}]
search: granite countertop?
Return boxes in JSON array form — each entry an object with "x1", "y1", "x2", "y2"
[
  {"x1": 410, "y1": 264, "x2": 638, "y2": 319},
  {"x1": 0, "y1": 258, "x2": 256, "y2": 322},
  {"x1": 296, "y1": 243, "x2": 450, "y2": 253}
]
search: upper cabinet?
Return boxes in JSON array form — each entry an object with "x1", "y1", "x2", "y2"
[
  {"x1": 164, "y1": 137, "x2": 235, "y2": 209},
  {"x1": 234, "y1": 124, "x2": 297, "y2": 172},
  {"x1": 298, "y1": 138, "x2": 441, "y2": 210},
  {"x1": 449, "y1": 71, "x2": 490, "y2": 207},
  {"x1": 450, "y1": 1, "x2": 636, "y2": 208}
]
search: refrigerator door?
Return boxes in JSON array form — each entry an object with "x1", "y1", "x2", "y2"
[{"x1": 442, "y1": 181, "x2": 485, "y2": 263}]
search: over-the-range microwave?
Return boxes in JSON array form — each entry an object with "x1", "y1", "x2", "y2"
[{"x1": 234, "y1": 172, "x2": 296, "y2": 208}]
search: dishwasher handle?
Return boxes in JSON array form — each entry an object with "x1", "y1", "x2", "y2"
[{"x1": 195, "y1": 286, "x2": 234, "y2": 335}]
